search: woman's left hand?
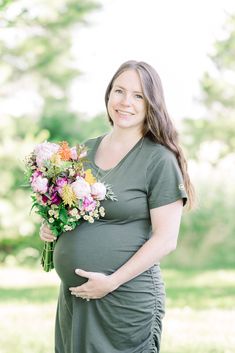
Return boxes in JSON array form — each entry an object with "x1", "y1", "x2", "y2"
[{"x1": 69, "y1": 269, "x2": 118, "y2": 300}]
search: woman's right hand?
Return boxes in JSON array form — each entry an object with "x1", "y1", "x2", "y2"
[{"x1": 39, "y1": 222, "x2": 56, "y2": 242}]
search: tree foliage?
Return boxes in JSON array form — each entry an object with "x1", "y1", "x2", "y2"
[
  {"x1": 0, "y1": 0, "x2": 111, "y2": 264},
  {"x1": 183, "y1": 14, "x2": 235, "y2": 161}
]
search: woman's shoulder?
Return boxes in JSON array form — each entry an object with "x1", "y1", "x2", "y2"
[
  {"x1": 83, "y1": 135, "x2": 102, "y2": 149},
  {"x1": 144, "y1": 137, "x2": 176, "y2": 162}
]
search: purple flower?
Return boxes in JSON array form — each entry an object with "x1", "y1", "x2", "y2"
[
  {"x1": 30, "y1": 170, "x2": 43, "y2": 183},
  {"x1": 51, "y1": 192, "x2": 61, "y2": 205},
  {"x1": 56, "y1": 177, "x2": 68, "y2": 195},
  {"x1": 42, "y1": 195, "x2": 49, "y2": 204}
]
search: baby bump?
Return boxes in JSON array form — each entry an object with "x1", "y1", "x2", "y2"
[{"x1": 53, "y1": 221, "x2": 146, "y2": 287}]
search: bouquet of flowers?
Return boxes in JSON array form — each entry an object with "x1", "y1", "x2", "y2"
[{"x1": 24, "y1": 140, "x2": 117, "y2": 272}]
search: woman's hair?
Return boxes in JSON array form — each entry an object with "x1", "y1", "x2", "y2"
[{"x1": 104, "y1": 60, "x2": 195, "y2": 210}]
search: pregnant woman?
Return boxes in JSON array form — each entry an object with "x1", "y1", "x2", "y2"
[{"x1": 40, "y1": 60, "x2": 195, "y2": 353}]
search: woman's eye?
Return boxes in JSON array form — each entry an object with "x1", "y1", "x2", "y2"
[
  {"x1": 115, "y1": 89, "x2": 123, "y2": 94},
  {"x1": 135, "y1": 94, "x2": 143, "y2": 99}
]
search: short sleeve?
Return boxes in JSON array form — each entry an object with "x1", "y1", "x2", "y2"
[{"x1": 146, "y1": 148, "x2": 188, "y2": 209}]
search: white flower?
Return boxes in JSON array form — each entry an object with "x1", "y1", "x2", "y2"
[
  {"x1": 31, "y1": 175, "x2": 48, "y2": 194},
  {"x1": 91, "y1": 182, "x2": 106, "y2": 200},
  {"x1": 70, "y1": 146, "x2": 78, "y2": 160},
  {"x1": 69, "y1": 169, "x2": 76, "y2": 177},
  {"x1": 71, "y1": 177, "x2": 91, "y2": 199},
  {"x1": 34, "y1": 141, "x2": 59, "y2": 168},
  {"x1": 49, "y1": 218, "x2": 54, "y2": 223},
  {"x1": 54, "y1": 211, "x2": 59, "y2": 219},
  {"x1": 88, "y1": 217, "x2": 94, "y2": 223},
  {"x1": 69, "y1": 208, "x2": 78, "y2": 216},
  {"x1": 64, "y1": 225, "x2": 72, "y2": 231}
]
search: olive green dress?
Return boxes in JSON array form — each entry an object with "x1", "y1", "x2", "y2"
[{"x1": 53, "y1": 135, "x2": 187, "y2": 353}]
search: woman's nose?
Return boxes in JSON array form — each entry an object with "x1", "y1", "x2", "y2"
[{"x1": 120, "y1": 93, "x2": 132, "y2": 106}]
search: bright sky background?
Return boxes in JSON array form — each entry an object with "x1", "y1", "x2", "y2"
[{"x1": 71, "y1": 0, "x2": 235, "y2": 121}]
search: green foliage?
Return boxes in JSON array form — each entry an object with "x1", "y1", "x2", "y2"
[
  {"x1": 182, "y1": 14, "x2": 235, "y2": 161},
  {"x1": 39, "y1": 109, "x2": 110, "y2": 144},
  {"x1": 0, "y1": 0, "x2": 111, "y2": 264},
  {"x1": 162, "y1": 179, "x2": 235, "y2": 269}
]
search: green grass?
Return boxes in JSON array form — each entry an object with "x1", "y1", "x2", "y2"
[
  {"x1": 163, "y1": 269, "x2": 235, "y2": 309},
  {"x1": 0, "y1": 286, "x2": 59, "y2": 303},
  {"x1": 0, "y1": 266, "x2": 234, "y2": 353}
]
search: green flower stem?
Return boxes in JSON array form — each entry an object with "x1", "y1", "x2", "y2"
[
  {"x1": 41, "y1": 224, "x2": 59, "y2": 272},
  {"x1": 41, "y1": 240, "x2": 56, "y2": 272}
]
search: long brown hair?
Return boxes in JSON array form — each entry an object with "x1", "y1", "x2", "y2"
[{"x1": 104, "y1": 60, "x2": 195, "y2": 210}]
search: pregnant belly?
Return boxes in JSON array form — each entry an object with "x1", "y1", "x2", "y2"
[{"x1": 53, "y1": 221, "x2": 146, "y2": 287}]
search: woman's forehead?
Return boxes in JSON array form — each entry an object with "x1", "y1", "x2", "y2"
[{"x1": 113, "y1": 70, "x2": 143, "y2": 92}]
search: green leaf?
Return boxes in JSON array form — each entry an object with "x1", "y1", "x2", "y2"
[{"x1": 59, "y1": 208, "x2": 68, "y2": 223}]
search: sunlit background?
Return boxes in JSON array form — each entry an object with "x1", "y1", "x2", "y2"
[{"x1": 0, "y1": 0, "x2": 235, "y2": 352}]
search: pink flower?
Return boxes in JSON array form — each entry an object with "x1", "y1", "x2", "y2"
[
  {"x1": 30, "y1": 170, "x2": 42, "y2": 183},
  {"x1": 91, "y1": 182, "x2": 106, "y2": 200},
  {"x1": 34, "y1": 141, "x2": 60, "y2": 168},
  {"x1": 56, "y1": 177, "x2": 68, "y2": 195},
  {"x1": 71, "y1": 177, "x2": 91, "y2": 199},
  {"x1": 82, "y1": 196, "x2": 97, "y2": 212},
  {"x1": 70, "y1": 147, "x2": 78, "y2": 160},
  {"x1": 31, "y1": 175, "x2": 48, "y2": 194}
]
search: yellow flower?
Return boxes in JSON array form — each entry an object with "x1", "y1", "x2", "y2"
[
  {"x1": 61, "y1": 184, "x2": 77, "y2": 207},
  {"x1": 84, "y1": 169, "x2": 97, "y2": 185}
]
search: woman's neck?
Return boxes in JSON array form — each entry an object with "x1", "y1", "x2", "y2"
[{"x1": 107, "y1": 128, "x2": 143, "y2": 147}]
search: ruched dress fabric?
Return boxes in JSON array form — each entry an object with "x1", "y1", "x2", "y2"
[{"x1": 53, "y1": 135, "x2": 187, "y2": 353}]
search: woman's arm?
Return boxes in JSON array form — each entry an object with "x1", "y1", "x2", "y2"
[
  {"x1": 109, "y1": 199, "x2": 183, "y2": 287},
  {"x1": 69, "y1": 199, "x2": 183, "y2": 299}
]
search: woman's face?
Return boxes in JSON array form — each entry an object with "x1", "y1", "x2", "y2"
[{"x1": 107, "y1": 69, "x2": 146, "y2": 133}]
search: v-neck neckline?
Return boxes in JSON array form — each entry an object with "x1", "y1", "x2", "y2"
[{"x1": 91, "y1": 134, "x2": 144, "y2": 173}]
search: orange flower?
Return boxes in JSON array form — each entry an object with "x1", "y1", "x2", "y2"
[{"x1": 58, "y1": 141, "x2": 72, "y2": 161}]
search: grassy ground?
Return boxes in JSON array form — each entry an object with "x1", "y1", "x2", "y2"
[{"x1": 0, "y1": 266, "x2": 234, "y2": 353}]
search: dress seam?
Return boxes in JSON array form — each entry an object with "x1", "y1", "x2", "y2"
[{"x1": 148, "y1": 266, "x2": 158, "y2": 353}]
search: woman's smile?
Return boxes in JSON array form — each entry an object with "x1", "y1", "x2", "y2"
[{"x1": 115, "y1": 109, "x2": 134, "y2": 118}]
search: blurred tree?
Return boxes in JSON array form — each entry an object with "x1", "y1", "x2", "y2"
[
  {"x1": 183, "y1": 14, "x2": 235, "y2": 162},
  {"x1": 0, "y1": 0, "x2": 111, "y2": 264}
]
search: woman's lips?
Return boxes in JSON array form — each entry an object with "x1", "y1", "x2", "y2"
[{"x1": 115, "y1": 109, "x2": 134, "y2": 118}]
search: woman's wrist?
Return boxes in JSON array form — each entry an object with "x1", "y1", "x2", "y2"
[{"x1": 108, "y1": 272, "x2": 123, "y2": 291}]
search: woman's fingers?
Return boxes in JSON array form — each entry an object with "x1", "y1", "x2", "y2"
[{"x1": 39, "y1": 223, "x2": 56, "y2": 242}]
